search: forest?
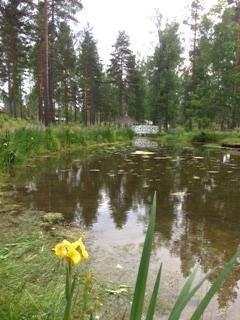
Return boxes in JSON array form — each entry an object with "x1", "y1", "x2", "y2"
[
  {"x1": 2, "y1": 1, "x2": 240, "y2": 320},
  {"x1": 0, "y1": 0, "x2": 240, "y2": 130}
]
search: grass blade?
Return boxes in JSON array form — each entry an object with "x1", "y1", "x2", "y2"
[
  {"x1": 129, "y1": 192, "x2": 157, "y2": 320},
  {"x1": 168, "y1": 269, "x2": 212, "y2": 320},
  {"x1": 190, "y1": 250, "x2": 240, "y2": 320},
  {"x1": 168, "y1": 267, "x2": 198, "y2": 320},
  {"x1": 146, "y1": 263, "x2": 162, "y2": 320}
]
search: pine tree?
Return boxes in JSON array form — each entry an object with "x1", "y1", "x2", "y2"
[
  {"x1": 189, "y1": 0, "x2": 203, "y2": 87},
  {"x1": 182, "y1": 0, "x2": 203, "y2": 129},
  {"x1": 148, "y1": 20, "x2": 182, "y2": 129},
  {"x1": 0, "y1": 0, "x2": 35, "y2": 118},
  {"x1": 183, "y1": 14, "x2": 215, "y2": 129},
  {"x1": 109, "y1": 31, "x2": 133, "y2": 117},
  {"x1": 211, "y1": 4, "x2": 238, "y2": 128},
  {"x1": 30, "y1": 0, "x2": 83, "y2": 125},
  {"x1": 78, "y1": 27, "x2": 103, "y2": 126},
  {"x1": 55, "y1": 22, "x2": 76, "y2": 123},
  {"x1": 126, "y1": 56, "x2": 146, "y2": 121},
  {"x1": 31, "y1": 1, "x2": 45, "y2": 122},
  {"x1": 47, "y1": 0, "x2": 83, "y2": 123}
]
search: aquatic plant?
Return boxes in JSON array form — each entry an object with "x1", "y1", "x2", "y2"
[
  {"x1": 129, "y1": 193, "x2": 240, "y2": 320},
  {"x1": 0, "y1": 121, "x2": 134, "y2": 169},
  {"x1": 53, "y1": 238, "x2": 89, "y2": 320}
]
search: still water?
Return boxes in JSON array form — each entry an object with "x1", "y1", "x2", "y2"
[{"x1": 9, "y1": 138, "x2": 240, "y2": 319}]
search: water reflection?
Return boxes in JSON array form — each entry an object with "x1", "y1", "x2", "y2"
[{"x1": 10, "y1": 143, "x2": 240, "y2": 314}]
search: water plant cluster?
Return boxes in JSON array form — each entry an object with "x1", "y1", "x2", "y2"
[{"x1": 0, "y1": 116, "x2": 134, "y2": 169}]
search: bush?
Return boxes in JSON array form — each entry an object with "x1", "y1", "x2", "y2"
[{"x1": 191, "y1": 131, "x2": 216, "y2": 143}]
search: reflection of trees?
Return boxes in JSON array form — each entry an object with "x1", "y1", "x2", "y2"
[
  {"x1": 11, "y1": 148, "x2": 240, "y2": 309},
  {"x1": 161, "y1": 151, "x2": 240, "y2": 308}
]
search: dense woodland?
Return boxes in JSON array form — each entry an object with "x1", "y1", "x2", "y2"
[{"x1": 0, "y1": 0, "x2": 240, "y2": 129}]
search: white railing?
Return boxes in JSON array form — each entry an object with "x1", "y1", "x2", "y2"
[{"x1": 131, "y1": 125, "x2": 159, "y2": 135}]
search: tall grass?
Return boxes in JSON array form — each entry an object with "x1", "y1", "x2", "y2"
[{"x1": 0, "y1": 117, "x2": 134, "y2": 169}]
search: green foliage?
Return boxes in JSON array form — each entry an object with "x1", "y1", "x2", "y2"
[
  {"x1": 147, "y1": 18, "x2": 182, "y2": 128},
  {"x1": 129, "y1": 193, "x2": 157, "y2": 320},
  {"x1": 145, "y1": 264, "x2": 162, "y2": 320},
  {"x1": 55, "y1": 22, "x2": 77, "y2": 124},
  {"x1": 0, "y1": 121, "x2": 134, "y2": 169},
  {"x1": 155, "y1": 129, "x2": 240, "y2": 147},
  {"x1": 190, "y1": 250, "x2": 240, "y2": 319},
  {"x1": 77, "y1": 27, "x2": 104, "y2": 125},
  {"x1": 129, "y1": 194, "x2": 240, "y2": 320},
  {"x1": 1, "y1": 0, "x2": 240, "y2": 129}
]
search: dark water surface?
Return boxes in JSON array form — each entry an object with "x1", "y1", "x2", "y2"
[{"x1": 9, "y1": 138, "x2": 240, "y2": 318}]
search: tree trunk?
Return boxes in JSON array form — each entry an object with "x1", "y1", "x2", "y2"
[
  {"x1": 85, "y1": 87, "x2": 91, "y2": 127},
  {"x1": 37, "y1": 45, "x2": 44, "y2": 122},
  {"x1": 64, "y1": 76, "x2": 69, "y2": 124},
  {"x1": 43, "y1": 0, "x2": 51, "y2": 125},
  {"x1": 49, "y1": 0, "x2": 55, "y2": 123},
  {"x1": 7, "y1": 66, "x2": 13, "y2": 117}
]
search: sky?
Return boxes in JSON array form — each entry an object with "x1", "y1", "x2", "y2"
[{"x1": 74, "y1": 0, "x2": 218, "y2": 65}]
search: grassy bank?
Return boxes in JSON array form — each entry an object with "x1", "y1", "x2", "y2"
[
  {"x1": 0, "y1": 193, "x2": 132, "y2": 320},
  {"x1": 0, "y1": 116, "x2": 134, "y2": 169},
  {"x1": 154, "y1": 129, "x2": 240, "y2": 148}
]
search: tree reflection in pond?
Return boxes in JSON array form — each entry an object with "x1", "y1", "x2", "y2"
[{"x1": 10, "y1": 144, "x2": 240, "y2": 315}]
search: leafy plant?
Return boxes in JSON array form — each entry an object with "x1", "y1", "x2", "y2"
[
  {"x1": 129, "y1": 193, "x2": 240, "y2": 320},
  {"x1": 53, "y1": 238, "x2": 89, "y2": 320}
]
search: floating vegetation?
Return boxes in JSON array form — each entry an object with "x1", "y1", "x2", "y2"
[
  {"x1": 154, "y1": 156, "x2": 172, "y2": 160},
  {"x1": 131, "y1": 150, "x2": 155, "y2": 156}
]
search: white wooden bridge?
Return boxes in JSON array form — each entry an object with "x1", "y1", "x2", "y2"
[{"x1": 131, "y1": 125, "x2": 159, "y2": 135}]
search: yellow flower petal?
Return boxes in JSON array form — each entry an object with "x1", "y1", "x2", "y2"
[
  {"x1": 53, "y1": 238, "x2": 89, "y2": 265},
  {"x1": 54, "y1": 242, "x2": 68, "y2": 259},
  {"x1": 66, "y1": 248, "x2": 81, "y2": 265},
  {"x1": 72, "y1": 239, "x2": 82, "y2": 250},
  {"x1": 73, "y1": 238, "x2": 89, "y2": 260}
]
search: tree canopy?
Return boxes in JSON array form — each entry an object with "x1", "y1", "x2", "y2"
[{"x1": 0, "y1": 0, "x2": 240, "y2": 129}]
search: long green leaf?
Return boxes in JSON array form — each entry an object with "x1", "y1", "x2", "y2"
[
  {"x1": 146, "y1": 263, "x2": 162, "y2": 320},
  {"x1": 190, "y1": 250, "x2": 240, "y2": 320},
  {"x1": 168, "y1": 267, "x2": 198, "y2": 320},
  {"x1": 129, "y1": 192, "x2": 157, "y2": 320},
  {"x1": 168, "y1": 269, "x2": 212, "y2": 320}
]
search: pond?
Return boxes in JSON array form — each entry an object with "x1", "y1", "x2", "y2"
[{"x1": 7, "y1": 138, "x2": 240, "y2": 319}]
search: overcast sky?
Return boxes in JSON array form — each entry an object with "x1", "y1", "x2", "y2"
[{"x1": 74, "y1": 0, "x2": 218, "y2": 65}]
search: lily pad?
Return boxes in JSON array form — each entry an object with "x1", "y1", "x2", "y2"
[
  {"x1": 131, "y1": 150, "x2": 154, "y2": 155},
  {"x1": 154, "y1": 156, "x2": 172, "y2": 160}
]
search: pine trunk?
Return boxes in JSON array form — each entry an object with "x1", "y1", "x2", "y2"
[{"x1": 43, "y1": 0, "x2": 51, "y2": 125}]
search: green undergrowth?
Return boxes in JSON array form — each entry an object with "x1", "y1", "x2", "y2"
[
  {"x1": 0, "y1": 116, "x2": 134, "y2": 169},
  {"x1": 155, "y1": 129, "x2": 240, "y2": 147},
  {"x1": 0, "y1": 201, "x2": 131, "y2": 320}
]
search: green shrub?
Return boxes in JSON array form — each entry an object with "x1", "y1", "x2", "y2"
[{"x1": 191, "y1": 131, "x2": 216, "y2": 143}]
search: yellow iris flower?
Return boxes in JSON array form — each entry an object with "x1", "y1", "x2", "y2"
[{"x1": 53, "y1": 238, "x2": 89, "y2": 265}]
